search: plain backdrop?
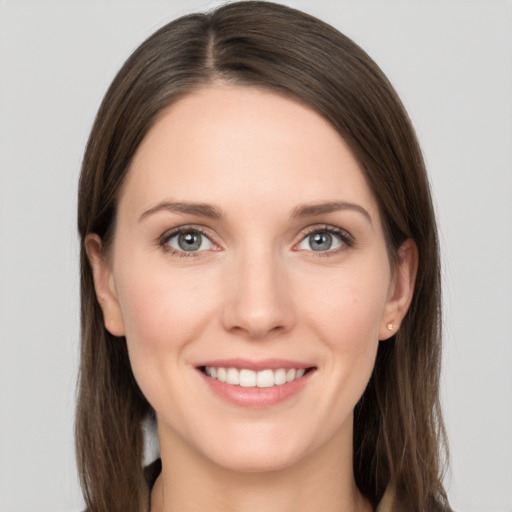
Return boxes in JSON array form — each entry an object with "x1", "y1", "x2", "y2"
[{"x1": 0, "y1": 1, "x2": 511, "y2": 511}]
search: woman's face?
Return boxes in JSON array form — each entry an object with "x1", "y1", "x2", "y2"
[{"x1": 88, "y1": 84, "x2": 415, "y2": 472}]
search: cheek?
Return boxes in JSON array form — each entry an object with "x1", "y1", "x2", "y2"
[
  {"x1": 298, "y1": 258, "x2": 389, "y2": 401},
  {"x1": 300, "y1": 261, "x2": 390, "y2": 344},
  {"x1": 316, "y1": 282, "x2": 383, "y2": 379},
  {"x1": 118, "y1": 264, "x2": 206, "y2": 336},
  {"x1": 113, "y1": 262, "x2": 220, "y2": 374},
  {"x1": 304, "y1": 269, "x2": 387, "y2": 411},
  {"x1": 113, "y1": 264, "x2": 220, "y2": 413}
]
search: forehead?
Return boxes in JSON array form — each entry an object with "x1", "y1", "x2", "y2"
[{"x1": 119, "y1": 84, "x2": 379, "y2": 221}]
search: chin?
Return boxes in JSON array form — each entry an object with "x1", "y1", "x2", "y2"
[
  {"x1": 206, "y1": 443, "x2": 307, "y2": 474},
  {"x1": 188, "y1": 420, "x2": 327, "y2": 475}
]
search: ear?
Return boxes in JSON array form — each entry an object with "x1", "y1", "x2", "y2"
[
  {"x1": 379, "y1": 239, "x2": 418, "y2": 340},
  {"x1": 85, "y1": 234, "x2": 125, "y2": 337}
]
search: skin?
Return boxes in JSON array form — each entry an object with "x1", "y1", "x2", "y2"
[{"x1": 87, "y1": 84, "x2": 417, "y2": 512}]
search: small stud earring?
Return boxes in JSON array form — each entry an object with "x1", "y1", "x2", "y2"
[{"x1": 387, "y1": 322, "x2": 394, "y2": 331}]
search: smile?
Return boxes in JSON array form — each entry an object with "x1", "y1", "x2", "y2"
[
  {"x1": 197, "y1": 360, "x2": 316, "y2": 408},
  {"x1": 202, "y1": 366, "x2": 307, "y2": 388}
]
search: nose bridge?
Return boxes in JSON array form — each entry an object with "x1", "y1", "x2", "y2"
[{"x1": 222, "y1": 241, "x2": 294, "y2": 338}]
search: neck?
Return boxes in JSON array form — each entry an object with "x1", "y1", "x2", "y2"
[{"x1": 150, "y1": 422, "x2": 372, "y2": 512}]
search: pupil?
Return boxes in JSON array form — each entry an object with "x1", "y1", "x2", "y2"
[
  {"x1": 310, "y1": 232, "x2": 332, "y2": 251},
  {"x1": 178, "y1": 232, "x2": 201, "y2": 251}
]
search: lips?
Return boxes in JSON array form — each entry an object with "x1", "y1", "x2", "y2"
[{"x1": 196, "y1": 359, "x2": 316, "y2": 407}]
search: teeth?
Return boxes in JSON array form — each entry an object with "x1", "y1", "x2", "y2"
[
  {"x1": 256, "y1": 369, "x2": 274, "y2": 388},
  {"x1": 240, "y1": 369, "x2": 257, "y2": 387},
  {"x1": 226, "y1": 368, "x2": 240, "y2": 385},
  {"x1": 204, "y1": 366, "x2": 309, "y2": 387},
  {"x1": 274, "y1": 368, "x2": 287, "y2": 385},
  {"x1": 217, "y1": 367, "x2": 227, "y2": 383}
]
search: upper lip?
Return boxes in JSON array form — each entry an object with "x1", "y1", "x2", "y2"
[{"x1": 195, "y1": 358, "x2": 315, "y2": 371}]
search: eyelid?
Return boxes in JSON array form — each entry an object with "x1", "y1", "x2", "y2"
[
  {"x1": 156, "y1": 223, "x2": 354, "y2": 256},
  {"x1": 293, "y1": 224, "x2": 354, "y2": 252},
  {"x1": 158, "y1": 224, "x2": 220, "y2": 256}
]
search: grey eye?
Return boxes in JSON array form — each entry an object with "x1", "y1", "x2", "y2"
[
  {"x1": 298, "y1": 230, "x2": 344, "y2": 252},
  {"x1": 309, "y1": 232, "x2": 333, "y2": 251},
  {"x1": 166, "y1": 230, "x2": 213, "y2": 252}
]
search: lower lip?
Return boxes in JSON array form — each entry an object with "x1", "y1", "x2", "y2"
[{"x1": 198, "y1": 369, "x2": 315, "y2": 408}]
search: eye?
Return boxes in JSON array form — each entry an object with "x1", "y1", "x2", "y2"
[
  {"x1": 163, "y1": 229, "x2": 214, "y2": 254},
  {"x1": 296, "y1": 227, "x2": 352, "y2": 253}
]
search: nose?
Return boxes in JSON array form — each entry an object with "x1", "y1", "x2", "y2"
[{"x1": 221, "y1": 248, "x2": 296, "y2": 340}]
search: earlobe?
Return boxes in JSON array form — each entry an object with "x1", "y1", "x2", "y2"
[
  {"x1": 85, "y1": 234, "x2": 125, "y2": 337},
  {"x1": 379, "y1": 239, "x2": 418, "y2": 341}
]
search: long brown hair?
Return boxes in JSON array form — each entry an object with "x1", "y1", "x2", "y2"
[{"x1": 76, "y1": 2, "x2": 451, "y2": 511}]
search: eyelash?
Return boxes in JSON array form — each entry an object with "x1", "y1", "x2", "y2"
[
  {"x1": 295, "y1": 225, "x2": 354, "y2": 255},
  {"x1": 158, "y1": 226, "x2": 214, "y2": 258},
  {"x1": 158, "y1": 224, "x2": 354, "y2": 258}
]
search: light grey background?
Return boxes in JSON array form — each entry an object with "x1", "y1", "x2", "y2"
[{"x1": 1, "y1": 1, "x2": 511, "y2": 511}]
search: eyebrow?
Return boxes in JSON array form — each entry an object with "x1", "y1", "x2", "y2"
[
  {"x1": 138, "y1": 201, "x2": 224, "y2": 222},
  {"x1": 138, "y1": 199, "x2": 372, "y2": 224},
  {"x1": 291, "y1": 201, "x2": 372, "y2": 224}
]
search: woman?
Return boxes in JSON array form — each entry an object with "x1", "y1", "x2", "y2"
[{"x1": 76, "y1": 2, "x2": 451, "y2": 511}]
